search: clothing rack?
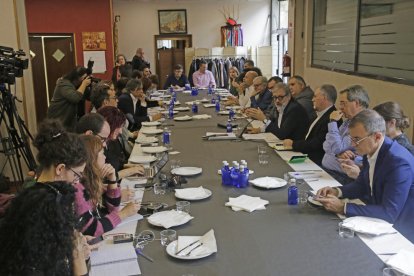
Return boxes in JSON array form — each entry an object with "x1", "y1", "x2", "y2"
[{"x1": 192, "y1": 55, "x2": 247, "y2": 59}]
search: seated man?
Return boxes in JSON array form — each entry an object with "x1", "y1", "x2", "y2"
[
  {"x1": 317, "y1": 109, "x2": 414, "y2": 243},
  {"x1": 322, "y1": 85, "x2": 369, "y2": 184},
  {"x1": 288, "y1": 75, "x2": 316, "y2": 122},
  {"x1": 117, "y1": 79, "x2": 162, "y2": 131},
  {"x1": 249, "y1": 76, "x2": 272, "y2": 111},
  {"x1": 164, "y1": 64, "x2": 189, "y2": 89},
  {"x1": 282, "y1": 84, "x2": 338, "y2": 165},
  {"x1": 192, "y1": 60, "x2": 216, "y2": 88},
  {"x1": 246, "y1": 83, "x2": 309, "y2": 140},
  {"x1": 226, "y1": 71, "x2": 258, "y2": 108}
]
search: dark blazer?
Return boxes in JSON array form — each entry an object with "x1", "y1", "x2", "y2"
[
  {"x1": 292, "y1": 105, "x2": 337, "y2": 165},
  {"x1": 131, "y1": 56, "x2": 150, "y2": 71},
  {"x1": 250, "y1": 89, "x2": 272, "y2": 111},
  {"x1": 265, "y1": 99, "x2": 309, "y2": 140},
  {"x1": 340, "y1": 137, "x2": 414, "y2": 243},
  {"x1": 117, "y1": 93, "x2": 159, "y2": 130},
  {"x1": 111, "y1": 64, "x2": 132, "y2": 84}
]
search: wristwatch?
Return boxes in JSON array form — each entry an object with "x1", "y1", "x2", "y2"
[{"x1": 263, "y1": 118, "x2": 271, "y2": 125}]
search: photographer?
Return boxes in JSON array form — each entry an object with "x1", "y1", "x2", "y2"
[{"x1": 47, "y1": 66, "x2": 91, "y2": 131}]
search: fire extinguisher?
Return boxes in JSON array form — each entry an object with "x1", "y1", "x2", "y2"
[{"x1": 282, "y1": 51, "x2": 291, "y2": 77}]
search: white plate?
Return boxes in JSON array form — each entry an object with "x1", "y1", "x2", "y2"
[
  {"x1": 225, "y1": 105, "x2": 241, "y2": 110},
  {"x1": 250, "y1": 177, "x2": 287, "y2": 189},
  {"x1": 159, "y1": 94, "x2": 171, "y2": 98},
  {"x1": 129, "y1": 155, "x2": 157, "y2": 164},
  {"x1": 174, "y1": 116, "x2": 193, "y2": 121},
  {"x1": 161, "y1": 110, "x2": 179, "y2": 115},
  {"x1": 171, "y1": 167, "x2": 202, "y2": 176},
  {"x1": 175, "y1": 188, "x2": 212, "y2": 201},
  {"x1": 141, "y1": 146, "x2": 168, "y2": 154},
  {"x1": 135, "y1": 136, "x2": 158, "y2": 144},
  {"x1": 174, "y1": 107, "x2": 190, "y2": 111},
  {"x1": 166, "y1": 101, "x2": 181, "y2": 105},
  {"x1": 141, "y1": 128, "x2": 164, "y2": 135},
  {"x1": 218, "y1": 111, "x2": 230, "y2": 115},
  {"x1": 200, "y1": 98, "x2": 210, "y2": 103},
  {"x1": 307, "y1": 196, "x2": 323, "y2": 207},
  {"x1": 147, "y1": 210, "x2": 193, "y2": 228},
  {"x1": 141, "y1": 121, "x2": 161, "y2": 127},
  {"x1": 166, "y1": 240, "x2": 212, "y2": 260}
]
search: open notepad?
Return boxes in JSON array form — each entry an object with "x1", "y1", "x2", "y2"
[{"x1": 90, "y1": 241, "x2": 140, "y2": 276}]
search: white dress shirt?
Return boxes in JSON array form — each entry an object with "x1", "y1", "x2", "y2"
[{"x1": 305, "y1": 105, "x2": 333, "y2": 139}]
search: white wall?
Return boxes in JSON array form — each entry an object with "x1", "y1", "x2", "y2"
[{"x1": 113, "y1": 0, "x2": 271, "y2": 72}]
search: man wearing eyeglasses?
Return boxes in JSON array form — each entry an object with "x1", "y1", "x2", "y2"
[
  {"x1": 316, "y1": 109, "x2": 414, "y2": 243},
  {"x1": 76, "y1": 113, "x2": 110, "y2": 148},
  {"x1": 321, "y1": 85, "x2": 369, "y2": 184},
  {"x1": 281, "y1": 84, "x2": 338, "y2": 165},
  {"x1": 249, "y1": 76, "x2": 272, "y2": 111},
  {"x1": 246, "y1": 83, "x2": 309, "y2": 140}
]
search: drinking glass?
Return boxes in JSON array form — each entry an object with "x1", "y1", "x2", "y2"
[
  {"x1": 338, "y1": 222, "x2": 355, "y2": 238},
  {"x1": 160, "y1": 229, "x2": 176, "y2": 246},
  {"x1": 176, "y1": 201, "x2": 190, "y2": 213},
  {"x1": 153, "y1": 183, "x2": 166, "y2": 195},
  {"x1": 170, "y1": 159, "x2": 181, "y2": 170}
]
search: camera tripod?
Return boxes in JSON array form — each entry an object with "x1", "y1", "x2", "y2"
[{"x1": 0, "y1": 83, "x2": 36, "y2": 187}]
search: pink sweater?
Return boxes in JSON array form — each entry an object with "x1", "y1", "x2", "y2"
[{"x1": 74, "y1": 182, "x2": 122, "y2": 237}]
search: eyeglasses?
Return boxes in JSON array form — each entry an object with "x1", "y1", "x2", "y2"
[
  {"x1": 93, "y1": 132, "x2": 109, "y2": 144},
  {"x1": 349, "y1": 134, "x2": 372, "y2": 145},
  {"x1": 272, "y1": 94, "x2": 287, "y2": 101},
  {"x1": 68, "y1": 167, "x2": 83, "y2": 182}
]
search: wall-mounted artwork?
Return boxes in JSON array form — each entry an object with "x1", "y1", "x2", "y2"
[
  {"x1": 82, "y1": 32, "x2": 106, "y2": 50},
  {"x1": 158, "y1": 10, "x2": 187, "y2": 34}
]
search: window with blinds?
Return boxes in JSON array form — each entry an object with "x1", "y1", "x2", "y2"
[{"x1": 312, "y1": 0, "x2": 414, "y2": 85}]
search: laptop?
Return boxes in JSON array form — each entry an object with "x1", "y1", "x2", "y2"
[{"x1": 143, "y1": 151, "x2": 169, "y2": 183}]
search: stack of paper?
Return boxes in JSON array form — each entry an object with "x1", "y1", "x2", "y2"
[{"x1": 385, "y1": 249, "x2": 414, "y2": 275}]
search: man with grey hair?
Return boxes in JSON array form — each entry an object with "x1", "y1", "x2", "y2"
[
  {"x1": 246, "y1": 83, "x2": 309, "y2": 140},
  {"x1": 288, "y1": 75, "x2": 317, "y2": 122},
  {"x1": 249, "y1": 76, "x2": 272, "y2": 110},
  {"x1": 322, "y1": 85, "x2": 369, "y2": 184},
  {"x1": 316, "y1": 109, "x2": 414, "y2": 243},
  {"x1": 281, "y1": 84, "x2": 338, "y2": 165}
]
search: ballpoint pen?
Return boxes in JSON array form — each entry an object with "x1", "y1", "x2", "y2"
[{"x1": 135, "y1": 248, "x2": 154, "y2": 262}]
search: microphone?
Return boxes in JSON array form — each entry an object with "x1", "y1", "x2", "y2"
[{"x1": 237, "y1": 119, "x2": 254, "y2": 139}]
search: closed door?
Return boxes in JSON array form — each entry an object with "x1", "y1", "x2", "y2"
[{"x1": 29, "y1": 35, "x2": 75, "y2": 122}]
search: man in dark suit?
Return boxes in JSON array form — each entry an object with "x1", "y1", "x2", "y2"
[
  {"x1": 249, "y1": 76, "x2": 273, "y2": 111},
  {"x1": 282, "y1": 84, "x2": 338, "y2": 165},
  {"x1": 246, "y1": 83, "x2": 309, "y2": 140},
  {"x1": 117, "y1": 79, "x2": 161, "y2": 131},
  {"x1": 317, "y1": 110, "x2": 414, "y2": 243}
]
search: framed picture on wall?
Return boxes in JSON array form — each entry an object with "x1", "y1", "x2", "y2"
[{"x1": 158, "y1": 9, "x2": 187, "y2": 34}]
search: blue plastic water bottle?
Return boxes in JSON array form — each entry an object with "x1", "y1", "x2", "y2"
[
  {"x1": 168, "y1": 104, "x2": 174, "y2": 119},
  {"x1": 221, "y1": 161, "x2": 232, "y2": 186},
  {"x1": 169, "y1": 86, "x2": 174, "y2": 93},
  {"x1": 163, "y1": 127, "x2": 170, "y2": 145},
  {"x1": 185, "y1": 83, "x2": 191, "y2": 91},
  {"x1": 208, "y1": 86, "x2": 213, "y2": 95},
  {"x1": 211, "y1": 97, "x2": 216, "y2": 104},
  {"x1": 191, "y1": 87, "x2": 196, "y2": 96},
  {"x1": 238, "y1": 165, "x2": 249, "y2": 188},
  {"x1": 288, "y1": 179, "x2": 298, "y2": 205},
  {"x1": 231, "y1": 164, "x2": 240, "y2": 186},
  {"x1": 217, "y1": 94, "x2": 221, "y2": 102},
  {"x1": 226, "y1": 119, "x2": 233, "y2": 133},
  {"x1": 215, "y1": 101, "x2": 220, "y2": 112},
  {"x1": 192, "y1": 102, "x2": 198, "y2": 113},
  {"x1": 240, "y1": 160, "x2": 249, "y2": 174},
  {"x1": 229, "y1": 108, "x2": 235, "y2": 120}
]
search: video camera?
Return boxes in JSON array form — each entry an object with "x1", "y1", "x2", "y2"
[{"x1": 0, "y1": 46, "x2": 29, "y2": 85}]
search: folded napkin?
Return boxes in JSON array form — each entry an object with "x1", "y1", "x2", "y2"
[
  {"x1": 183, "y1": 90, "x2": 192, "y2": 94},
  {"x1": 135, "y1": 136, "x2": 158, "y2": 144},
  {"x1": 174, "y1": 107, "x2": 190, "y2": 111},
  {"x1": 249, "y1": 177, "x2": 286, "y2": 189},
  {"x1": 166, "y1": 100, "x2": 180, "y2": 105},
  {"x1": 175, "y1": 186, "x2": 209, "y2": 199},
  {"x1": 174, "y1": 115, "x2": 192, "y2": 120},
  {"x1": 385, "y1": 249, "x2": 414, "y2": 276},
  {"x1": 176, "y1": 229, "x2": 217, "y2": 257},
  {"x1": 192, "y1": 114, "x2": 212, "y2": 120},
  {"x1": 342, "y1": 216, "x2": 397, "y2": 236},
  {"x1": 147, "y1": 210, "x2": 194, "y2": 229},
  {"x1": 225, "y1": 195, "x2": 269, "y2": 212},
  {"x1": 203, "y1": 103, "x2": 216, "y2": 108}
]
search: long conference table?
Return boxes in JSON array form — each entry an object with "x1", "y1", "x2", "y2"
[{"x1": 132, "y1": 90, "x2": 385, "y2": 276}]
